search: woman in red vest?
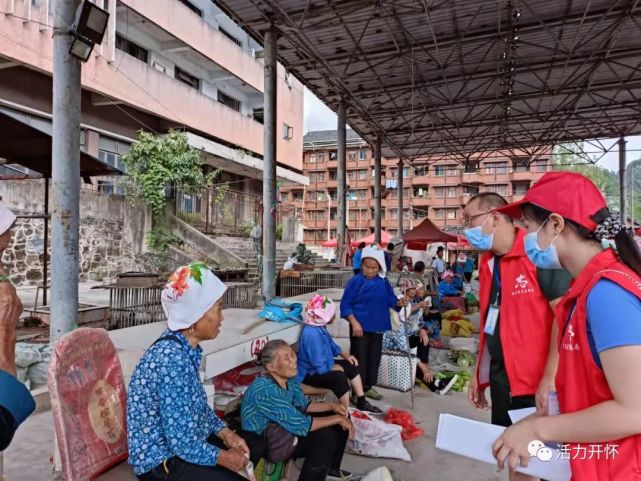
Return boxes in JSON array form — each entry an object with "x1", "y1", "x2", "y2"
[{"x1": 491, "y1": 172, "x2": 641, "y2": 481}]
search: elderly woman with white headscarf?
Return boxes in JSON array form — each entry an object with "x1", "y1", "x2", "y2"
[
  {"x1": 339, "y1": 245, "x2": 408, "y2": 401},
  {"x1": 127, "y1": 263, "x2": 265, "y2": 481},
  {"x1": 0, "y1": 204, "x2": 35, "y2": 451}
]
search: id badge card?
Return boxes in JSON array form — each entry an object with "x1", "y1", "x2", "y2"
[{"x1": 484, "y1": 305, "x2": 499, "y2": 335}]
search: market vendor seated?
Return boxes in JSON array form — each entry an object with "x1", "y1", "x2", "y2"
[
  {"x1": 438, "y1": 270, "x2": 463, "y2": 300},
  {"x1": 127, "y1": 263, "x2": 265, "y2": 481}
]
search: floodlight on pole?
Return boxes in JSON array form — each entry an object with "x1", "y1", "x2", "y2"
[{"x1": 68, "y1": 1, "x2": 109, "y2": 62}]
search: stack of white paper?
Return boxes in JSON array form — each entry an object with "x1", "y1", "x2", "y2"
[{"x1": 435, "y1": 414, "x2": 571, "y2": 481}]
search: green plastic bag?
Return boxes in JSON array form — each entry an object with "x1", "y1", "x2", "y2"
[{"x1": 255, "y1": 458, "x2": 287, "y2": 481}]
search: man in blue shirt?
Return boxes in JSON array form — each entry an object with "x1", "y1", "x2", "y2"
[{"x1": 352, "y1": 242, "x2": 365, "y2": 275}]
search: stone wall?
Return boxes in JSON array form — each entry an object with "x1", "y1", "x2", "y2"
[{"x1": 0, "y1": 180, "x2": 152, "y2": 286}]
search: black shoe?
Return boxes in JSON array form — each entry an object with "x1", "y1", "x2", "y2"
[
  {"x1": 356, "y1": 398, "x2": 383, "y2": 415},
  {"x1": 328, "y1": 468, "x2": 353, "y2": 480},
  {"x1": 436, "y1": 374, "x2": 459, "y2": 395}
]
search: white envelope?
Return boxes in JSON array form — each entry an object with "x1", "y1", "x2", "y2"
[
  {"x1": 435, "y1": 414, "x2": 571, "y2": 481},
  {"x1": 508, "y1": 407, "x2": 537, "y2": 424}
]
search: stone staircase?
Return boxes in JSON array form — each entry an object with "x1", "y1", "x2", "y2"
[{"x1": 213, "y1": 236, "x2": 323, "y2": 283}]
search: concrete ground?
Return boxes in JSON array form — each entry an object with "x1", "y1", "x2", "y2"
[{"x1": 4, "y1": 388, "x2": 504, "y2": 481}]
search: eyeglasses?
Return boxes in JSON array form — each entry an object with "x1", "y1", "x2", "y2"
[{"x1": 461, "y1": 211, "x2": 492, "y2": 228}]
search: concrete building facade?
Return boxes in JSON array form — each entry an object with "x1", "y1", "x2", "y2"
[
  {"x1": 281, "y1": 130, "x2": 553, "y2": 244},
  {"x1": 0, "y1": 0, "x2": 306, "y2": 200}
]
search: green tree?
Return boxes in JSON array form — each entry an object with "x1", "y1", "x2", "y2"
[
  {"x1": 121, "y1": 130, "x2": 219, "y2": 217},
  {"x1": 551, "y1": 143, "x2": 620, "y2": 207}
]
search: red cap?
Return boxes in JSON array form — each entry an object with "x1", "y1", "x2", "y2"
[{"x1": 496, "y1": 172, "x2": 608, "y2": 231}]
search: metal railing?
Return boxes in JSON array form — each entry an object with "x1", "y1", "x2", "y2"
[
  {"x1": 175, "y1": 188, "x2": 261, "y2": 236},
  {"x1": 278, "y1": 269, "x2": 353, "y2": 298},
  {"x1": 107, "y1": 282, "x2": 257, "y2": 329}
]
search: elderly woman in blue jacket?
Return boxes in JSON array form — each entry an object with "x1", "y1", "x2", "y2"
[
  {"x1": 127, "y1": 262, "x2": 265, "y2": 481},
  {"x1": 340, "y1": 245, "x2": 408, "y2": 401}
]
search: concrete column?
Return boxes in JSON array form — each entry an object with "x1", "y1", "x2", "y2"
[
  {"x1": 374, "y1": 137, "x2": 382, "y2": 244},
  {"x1": 336, "y1": 103, "x2": 347, "y2": 264},
  {"x1": 51, "y1": 0, "x2": 82, "y2": 344},
  {"x1": 262, "y1": 26, "x2": 277, "y2": 298},
  {"x1": 619, "y1": 136, "x2": 627, "y2": 225},
  {"x1": 397, "y1": 160, "x2": 404, "y2": 236}
]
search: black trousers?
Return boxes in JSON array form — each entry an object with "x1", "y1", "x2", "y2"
[
  {"x1": 293, "y1": 412, "x2": 348, "y2": 481},
  {"x1": 349, "y1": 327, "x2": 383, "y2": 391},
  {"x1": 303, "y1": 359, "x2": 360, "y2": 399},
  {"x1": 0, "y1": 406, "x2": 16, "y2": 451},
  {"x1": 489, "y1": 380, "x2": 536, "y2": 427},
  {"x1": 464, "y1": 272, "x2": 473, "y2": 282},
  {"x1": 408, "y1": 334, "x2": 439, "y2": 392},
  {"x1": 137, "y1": 430, "x2": 265, "y2": 481}
]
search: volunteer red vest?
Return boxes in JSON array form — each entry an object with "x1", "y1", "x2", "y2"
[
  {"x1": 475, "y1": 228, "x2": 555, "y2": 396},
  {"x1": 556, "y1": 249, "x2": 641, "y2": 481}
]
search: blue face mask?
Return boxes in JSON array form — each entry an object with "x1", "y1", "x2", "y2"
[
  {"x1": 463, "y1": 216, "x2": 495, "y2": 251},
  {"x1": 524, "y1": 218, "x2": 563, "y2": 269}
]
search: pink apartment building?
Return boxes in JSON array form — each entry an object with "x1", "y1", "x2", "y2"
[{"x1": 0, "y1": 0, "x2": 306, "y2": 216}]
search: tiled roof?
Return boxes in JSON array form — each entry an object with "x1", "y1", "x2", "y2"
[{"x1": 303, "y1": 129, "x2": 365, "y2": 148}]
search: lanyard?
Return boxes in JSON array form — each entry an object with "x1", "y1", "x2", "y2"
[{"x1": 492, "y1": 263, "x2": 502, "y2": 305}]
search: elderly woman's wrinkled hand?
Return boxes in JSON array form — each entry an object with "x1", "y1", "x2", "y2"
[
  {"x1": 219, "y1": 429, "x2": 250, "y2": 457},
  {"x1": 397, "y1": 297, "x2": 409, "y2": 307},
  {"x1": 217, "y1": 447, "x2": 248, "y2": 473},
  {"x1": 331, "y1": 403, "x2": 349, "y2": 418}
]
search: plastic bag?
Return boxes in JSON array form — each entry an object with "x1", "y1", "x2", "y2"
[
  {"x1": 258, "y1": 298, "x2": 303, "y2": 324},
  {"x1": 347, "y1": 408, "x2": 411, "y2": 462},
  {"x1": 384, "y1": 408, "x2": 424, "y2": 441},
  {"x1": 214, "y1": 362, "x2": 264, "y2": 396},
  {"x1": 15, "y1": 343, "x2": 42, "y2": 368},
  {"x1": 362, "y1": 467, "x2": 394, "y2": 481},
  {"x1": 449, "y1": 337, "x2": 478, "y2": 354}
]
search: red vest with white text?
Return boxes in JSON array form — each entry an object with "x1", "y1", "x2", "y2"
[
  {"x1": 556, "y1": 249, "x2": 641, "y2": 480},
  {"x1": 475, "y1": 229, "x2": 556, "y2": 396}
]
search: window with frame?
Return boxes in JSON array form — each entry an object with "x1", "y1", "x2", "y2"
[
  {"x1": 115, "y1": 34, "x2": 148, "y2": 63},
  {"x1": 434, "y1": 165, "x2": 445, "y2": 177},
  {"x1": 292, "y1": 190, "x2": 304, "y2": 201},
  {"x1": 464, "y1": 185, "x2": 480, "y2": 196},
  {"x1": 464, "y1": 163, "x2": 479, "y2": 174},
  {"x1": 513, "y1": 182, "x2": 529, "y2": 196},
  {"x1": 486, "y1": 184, "x2": 508, "y2": 196},
  {"x1": 329, "y1": 151, "x2": 337, "y2": 160},
  {"x1": 308, "y1": 154, "x2": 317, "y2": 164},
  {"x1": 356, "y1": 189, "x2": 367, "y2": 200},
  {"x1": 387, "y1": 209, "x2": 398, "y2": 220},
  {"x1": 178, "y1": 0, "x2": 202, "y2": 16},
  {"x1": 496, "y1": 162, "x2": 508, "y2": 174},
  {"x1": 447, "y1": 209, "x2": 457, "y2": 220},
  {"x1": 348, "y1": 150, "x2": 357, "y2": 161},
  {"x1": 175, "y1": 67, "x2": 200, "y2": 90},
  {"x1": 532, "y1": 161, "x2": 548, "y2": 172},
  {"x1": 358, "y1": 169, "x2": 367, "y2": 180},
  {"x1": 219, "y1": 27, "x2": 242, "y2": 47},
  {"x1": 513, "y1": 161, "x2": 529, "y2": 172},
  {"x1": 414, "y1": 187, "x2": 428, "y2": 198},
  {"x1": 317, "y1": 152, "x2": 325, "y2": 163},
  {"x1": 434, "y1": 187, "x2": 445, "y2": 198},
  {"x1": 283, "y1": 123, "x2": 294, "y2": 140},
  {"x1": 359, "y1": 149, "x2": 367, "y2": 160},
  {"x1": 217, "y1": 90, "x2": 240, "y2": 112},
  {"x1": 416, "y1": 209, "x2": 428, "y2": 219},
  {"x1": 328, "y1": 170, "x2": 337, "y2": 180},
  {"x1": 98, "y1": 150, "x2": 125, "y2": 194},
  {"x1": 434, "y1": 209, "x2": 445, "y2": 219},
  {"x1": 403, "y1": 167, "x2": 410, "y2": 178},
  {"x1": 414, "y1": 166, "x2": 427, "y2": 177},
  {"x1": 389, "y1": 167, "x2": 398, "y2": 178},
  {"x1": 446, "y1": 166, "x2": 458, "y2": 176},
  {"x1": 447, "y1": 186, "x2": 457, "y2": 198},
  {"x1": 347, "y1": 171, "x2": 357, "y2": 182}
]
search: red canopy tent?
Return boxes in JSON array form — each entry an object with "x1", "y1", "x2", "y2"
[
  {"x1": 447, "y1": 236, "x2": 477, "y2": 251},
  {"x1": 402, "y1": 218, "x2": 458, "y2": 250},
  {"x1": 321, "y1": 229, "x2": 393, "y2": 248}
]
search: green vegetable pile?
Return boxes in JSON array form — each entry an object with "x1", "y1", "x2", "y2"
[
  {"x1": 449, "y1": 350, "x2": 476, "y2": 367},
  {"x1": 464, "y1": 292, "x2": 479, "y2": 306},
  {"x1": 435, "y1": 370, "x2": 472, "y2": 392}
]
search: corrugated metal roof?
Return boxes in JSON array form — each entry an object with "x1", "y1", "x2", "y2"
[{"x1": 215, "y1": 0, "x2": 641, "y2": 162}]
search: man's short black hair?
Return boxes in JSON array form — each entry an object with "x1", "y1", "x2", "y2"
[
  {"x1": 387, "y1": 243, "x2": 395, "y2": 251},
  {"x1": 358, "y1": 242, "x2": 366, "y2": 249},
  {"x1": 437, "y1": 246, "x2": 444, "y2": 253},
  {"x1": 414, "y1": 261, "x2": 425, "y2": 272},
  {"x1": 467, "y1": 192, "x2": 508, "y2": 211}
]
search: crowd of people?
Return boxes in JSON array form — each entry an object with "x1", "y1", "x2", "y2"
[{"x1": 2, "y1": 171, "x2": 641, "y2": 481}]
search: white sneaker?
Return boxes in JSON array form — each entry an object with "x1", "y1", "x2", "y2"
[{"x1": 437, "y1": 374, "x2": 459, "y2": 395}]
